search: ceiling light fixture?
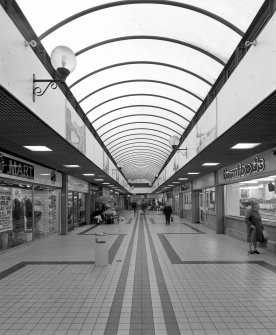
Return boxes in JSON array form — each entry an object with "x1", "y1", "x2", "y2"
[
  {"x1": 202, "y1": 163, "x2": 220, "y2": 166},
  {"x1": 178, "y1": 178, "x2": 188, "y2": 180},
  {"x1": 94, "y1": 179, "x2": 104, "y2": 181},
  {"x1": 83, "y1": 173, "x2": 95, "y2": 176},
  {"x1": 63, "y1": 165, "x2": 80, "y2": 168},
  {"x1": 24, "y1": 146, "x2": 52, "y2": 151},
  {"x1": 33, "y1": 46, "x2": 76, "y2": 101},
  {"x1": 231, "y1": 143, "x2": 261, "y2": 149},
  {"x1": 187, "y1": 172, "x2": 200, "y2": 175}
]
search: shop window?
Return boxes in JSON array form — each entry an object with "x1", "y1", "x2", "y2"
[
  {"x1": 225, "y1": 175, "x2": 276, "y2": 224},
  {"x1": 206, "y1": 187, "x2": 216, "y2": 213},
  {"x1": 33, "y1": 187, "x2": 60, "y2": 238}
]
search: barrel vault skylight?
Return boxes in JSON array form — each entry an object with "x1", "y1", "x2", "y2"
[{"x1": 16, "y1": 0, "x2": 265, "y2": 183}]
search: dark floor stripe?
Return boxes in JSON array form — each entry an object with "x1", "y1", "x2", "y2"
[
  {"x1": 145, "y1": 218, "x2": 181, "y2": 335},
  {"x1": 104, "y1": 213, "x2": 139, "y2": 335},
  {"x1": 181, "y1": 222, "x2": 205, "y2": 233},
  {"x1": 158, "y1": 234, "x2": 182, "y2": 264},
  {"x1": 78, "y1": 224, "x2": 99, "y2": 234},
  {"x1": 108, "y1": 234, "x2": 126, "y2": 264},
  {"x1": 130, "y1": 213, "x2": 154, "y2": 335}
]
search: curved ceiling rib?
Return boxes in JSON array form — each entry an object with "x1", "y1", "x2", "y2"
[
  {"x1": 108, "y1": 138, "x2": 171, "y2": 152},
  {"x1": 104, "y1": 127, "x2": 171, "y2": 143},
  {"x1": 92, "y1": 106, "x2": 190, "y2": 126},
  {"x1": 106, "y1": 133, "x2": 171, "y2": 149},
  {"x1": 114, "y1": 150, "x2": 168, "y2": 163},
  {"x1": 113, "y1": 144, "x2": 169, "y2": 157},
  {"x1": 112, "y1": 149, "x2": 170, "y2": 162},
  {"x1": 86, "y1": 94, "x2": 197, "y2": 115},
  {"x1": 79, "y1": 79, "x2": 204, "y2": 104},
  {"x1": 69, "y1": 60, "x2": 213, "y2": 89},
  {"x1": 112, "y1": 147, "x2": 170, "y2": 160},
  {"x1": 39, "y1": 1, "x2": 243, "y2": 40},
  {"x1": 76, "y1": 37, "x2": 225, "y2": 66},
  {"x1": 100, "y1": 121, "x2": 182, "y2": 138},
  {"x1": 118, "y1": 154, "x2": 164, "y2": 166}
]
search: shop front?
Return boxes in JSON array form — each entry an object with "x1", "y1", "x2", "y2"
[
  {"x1": 219, "y1": 150, "x2": 276, "y2": 252},
  {"x1": 67, "y1": 175, "x2": 89, "y2": 231},
  {"x1": 172, "y1": 187, "x2": 180, "y2": 215},
  {"x1": 0, "y1": 152, "x2": 62, "y2": 250},
  {"x1": 192, "y1": 173, "x2": 216, "y2": 228},
  {"x1": 179, "y1": 183, "x2": 192, "y2": 221}
]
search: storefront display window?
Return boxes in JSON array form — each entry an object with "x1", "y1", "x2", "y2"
[
  {"x1": 68, "y1": 191, "x2": 86, "y2": 231},
  {"x1": 33, "y1": 186, "x2": 60, "y2": 239},
  {"x1": 225, "y1": 175, "x2": 276, "y2": 224},
  {"x1": 206, "y1": 187, "x2": 216, "y2": 213}
]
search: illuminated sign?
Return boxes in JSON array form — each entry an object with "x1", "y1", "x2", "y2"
[
  {"x1": 223, "y1": 156, "x2": 265, "y2": 181},
  {"x1": 0, "y1": 154, "x2": 34, "y2": 179}
]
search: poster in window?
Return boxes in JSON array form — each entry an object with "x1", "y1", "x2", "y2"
[{"x1": 0, "y1": 189, "x2": 13, "y2": 232}]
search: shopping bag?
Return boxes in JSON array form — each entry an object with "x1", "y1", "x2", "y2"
[{"x1": 171, "y1": 216, "x2": 174, "y2": 222}]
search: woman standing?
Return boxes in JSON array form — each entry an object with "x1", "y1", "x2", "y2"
[{"x1": 245, "y1": 202, "x2": 263, "y2": 254}]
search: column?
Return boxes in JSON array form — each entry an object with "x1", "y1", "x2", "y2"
[
  {"x1": 215, "y1": 172, "x2": 224, "y2": 234},
  {"x1": 60, "y1": 173, "x2": 68, "y2": 235}
]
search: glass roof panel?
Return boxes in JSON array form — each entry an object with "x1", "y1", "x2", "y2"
[
  {"x1": 86, "y1": 95, "x2": 196, "y2": 125},
  {"x1": 15, "y1": 0, "x2": 265, "y2": 183}
]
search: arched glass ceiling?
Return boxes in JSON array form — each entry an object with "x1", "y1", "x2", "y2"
[{"x1": 17, "y1": 0, "x2": 265, "y2": 183}]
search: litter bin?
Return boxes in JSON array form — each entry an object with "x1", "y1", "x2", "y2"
[
  {"x1": 95, "y1": 233, "x2": 108, "y2": 266},
  {"x1": 1, "y1": 233, "x2": 9, "y2": 250}
]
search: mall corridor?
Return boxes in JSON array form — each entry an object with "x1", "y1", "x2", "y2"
[{"x1": 0, "y1": 211, "x2": 276, "y2": 335}]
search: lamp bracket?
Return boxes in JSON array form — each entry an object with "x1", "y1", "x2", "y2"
[{"x1": 33, "y1": 74, "x2": 63, "y2": 102}]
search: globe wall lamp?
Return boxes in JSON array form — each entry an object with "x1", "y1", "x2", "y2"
[
  {"x1": 169, "y1": 135, "x2": 187, "y2": 158},
  {"x1": 33, "y1": 46, "x2": 77, "y2": 102}
]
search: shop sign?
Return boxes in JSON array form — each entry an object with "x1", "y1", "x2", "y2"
[
  {"x1": 180, "y1": 183, "x2": 191, "y2": 192},
  {"x1": 0, "y1": 154, "x2": 34, "y2": 179},
  {"x1": 223, "y1": 156, "x2": 265, "y2": 181}
]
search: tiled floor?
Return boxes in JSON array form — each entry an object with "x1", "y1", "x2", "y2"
[{"x1": 0, "y1": 210, "x2": 276, "y2": 335}]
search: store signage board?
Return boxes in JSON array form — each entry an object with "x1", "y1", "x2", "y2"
[
  {"x1": 0, "y1": 154, "x2": 34, "y2": 179},
  {"x1": 223, "y1": 156, "x2": 265, "y2": 181}
]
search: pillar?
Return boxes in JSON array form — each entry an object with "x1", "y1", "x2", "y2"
[
  {"x1": 85, "y1": 186, "x2": 91, "y2": 225},
  {"x1": 60, "y1": 173, "x2": 68, "y2": 235},
  {"x1": 215, "y1": 172, "x2": 224, "y2": 234}
]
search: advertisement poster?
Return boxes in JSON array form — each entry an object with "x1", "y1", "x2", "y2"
[
  {"x1": 65, "y1": 107, "x2": 86, "y2": 154},
  {"x1": 0, "y1": 189, "x2": 13, "y2": 232}
]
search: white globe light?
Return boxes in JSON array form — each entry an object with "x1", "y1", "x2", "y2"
[
  {"x1": 50, "y1": 46, "x2": 77, "y2": 73},
  {"x1": 169, "y1": 135, "x2": 180, "y2": 149}
]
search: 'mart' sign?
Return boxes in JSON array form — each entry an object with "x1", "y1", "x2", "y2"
[
  {"x1": 0, "y1": 154, "x2": 34, "y2": 179},
  {"x1": 223, "y1": 156, "x2": 265, "y2": 181}
]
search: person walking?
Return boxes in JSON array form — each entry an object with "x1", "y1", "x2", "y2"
[
  {"x1": 163, "y1": 202, "x2": 172, "y2": 226},
  {"x1": 245, "y1": 202, "x2": 263, "y2": 254}
]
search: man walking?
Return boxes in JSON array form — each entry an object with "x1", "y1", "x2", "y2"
[{"x1": 163, "y1": 202, "x2": 172, "y2": 225}]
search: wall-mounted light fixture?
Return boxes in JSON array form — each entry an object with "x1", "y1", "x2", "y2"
[
  {"x1": 169, "y1": 135, "x2": 187, "y2": 158},
  {"x1": 33, "y1": 46, "x2": 77, "y2": 102}
]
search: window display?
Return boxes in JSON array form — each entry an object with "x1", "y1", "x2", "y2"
[
  {"x1": 206, "y1": 187, "x2": 216, "y2": 213},
  {"x1": 225, "y1": 175, "x2": 276, "y2": 224}
]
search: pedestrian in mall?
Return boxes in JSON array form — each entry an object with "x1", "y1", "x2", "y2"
[
  {"x1": 163, "y1": 202, "x2": 172, "y2": 226},
  {"x1": 245, "y1": 202, "x2": 263, "y2": 254}
]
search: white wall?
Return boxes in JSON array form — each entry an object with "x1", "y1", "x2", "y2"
[
  {"x1": 0, "y1": 7, "x2": 129, "y2": 190},
  {"x1": 153, "y1": 12, "x2": 276, "y2": 188}
]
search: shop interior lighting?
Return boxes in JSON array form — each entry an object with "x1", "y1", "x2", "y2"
[
  {"x1": 202, "y1": 163, "x2": 220, "y2": 166},
  {"x1": 231, "y1": 143, "x2": 261, "y2": 149},
  {"x1": 63, "y1": 165, "x2": 80, "y2": 168},
  {"x1": 24, "y1": 146, "x2": 52, "y2": 151},
  {"x1": 33, "y1": 46, "x2": 76, "y2": 101}
]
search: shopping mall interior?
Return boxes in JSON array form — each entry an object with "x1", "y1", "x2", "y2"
[{"x1": 0, "y1": 1, "x2": 276, "y2": 334}]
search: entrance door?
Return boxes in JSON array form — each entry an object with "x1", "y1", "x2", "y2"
[{"x1": 199, "y1": 192, "x2": 204, "y2": 223}]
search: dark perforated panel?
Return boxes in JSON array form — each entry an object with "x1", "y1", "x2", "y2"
[{"x1": 0, "y1": 86, "x2": 126, "y2": 191}]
